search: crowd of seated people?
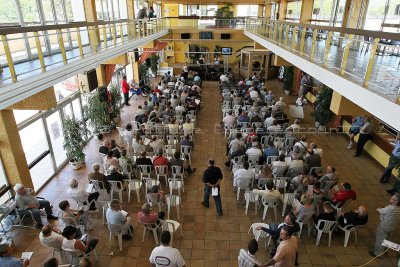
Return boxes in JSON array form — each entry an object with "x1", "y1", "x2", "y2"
[{"x1": 220, "y1": 73, "x2": 370, "y2": 264}]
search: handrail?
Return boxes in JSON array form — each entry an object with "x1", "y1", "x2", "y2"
[
  {"x1": 244, "y1": 19, "x2": 400, "y2": 102},
  {"x1": 0, "y1": 19, "x2": 160, "y2": 35},
  {"x1": 249, "y1": 18, "x2": 400, "y2": 41},
  {"x1": 0, "y1": 18, "x2": 168, "y2": 84}
]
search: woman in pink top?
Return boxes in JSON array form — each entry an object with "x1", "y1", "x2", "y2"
[{"x1": 137, "y1": 203, "x2": 165, "y2": 226}]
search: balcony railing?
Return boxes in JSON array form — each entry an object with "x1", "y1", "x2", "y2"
[
  {"x1": 0, "y1": 18, "x2": 167, "y2": 84},
  {"x1": 245, "y1": 19, "x2": 400, "y2": 100}
]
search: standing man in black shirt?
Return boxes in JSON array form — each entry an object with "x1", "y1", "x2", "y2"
[{"x1": 201, "y1": 158, "x2": 223, "y2": 216}]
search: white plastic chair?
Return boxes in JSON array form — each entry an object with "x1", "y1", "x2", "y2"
[
  {"x1": 171, "y1": 166, "x2": 185, "y2": 184},
  {"x1": 140, "y1": 220, "x2": 161, "y2": 244},
  {"x1": 261, "y1": 197, "x2": 279, "y2": 221},
  {"x1": 281, "y1": 193, "x2": 295, "y2": 216},
  {"x1": 143, "y1": 177, "x2": 161, "y2": 196},
  {"x1": 124, "y1": 179, "x2": 141, "y2": 203},
  {"x1": 266, "y1": 156, "x2": 279, "y2": 167},
  {"x1": 116, "y1": 127, "x2": 126, "y2": 144},
  {"x1": 309, "y1": 166, "x2": 323, "y2": 176},
  {"x1": 244, "y1": 190, "x2": 259, "y2": 215},
  {"x1": 168, "y1": 177, "x2": 184, "y2": 196},
  {"x1": 108, "y1": 181, "x2": 123, "y2": 203},
  {"x1": 337, "y1": 224, "x2": 360, "y2": 247},
  {"x1": 146, "y1": 193, "x2": 163, "y2": 211},
  {"x1": 296, "y1": 212, "x2": 314, "y2": 238},
  {"x1": 137, "y1": 165, "x2": 153, "y2": 180},
  {"x1": 274, "y1": 177, "x2": 290, "y2": 193},
  {"x1": 107, "y1": 223, "x2": 133, "y2": 251},
  {"x1": 161, "y1": 219, "x2": 183, "y2": 246},
  {"x1": 180, "y1": 145, "x2": 193, "y2": 165},
  {"x1": 248, "y1": 223, "x2": 271, "y2": 250},
  {"x1": 235, "y1": 177, "x2": 252, "y2": 201},
  {"x1": 315, "y1": 220, "x2": 337, "y2": 246},
  {"x1": 332, "y1": 199, "x2": 353, "y2": 217},
  {"x1": 166, "y1": 195, "x2": 181, "y2": 219},
  {"x1": 155, "y1": 165, "x2": 169, "y2": 187}
]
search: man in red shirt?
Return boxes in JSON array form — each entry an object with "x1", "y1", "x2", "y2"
[
  {"x1": 153, "y1": 149, "x2": 169, "y2": 167},
  {"x1": 121, "y1": 75, "x2": 130, "y2": 106},
  {"x1": 324, "y1": 182, "x2": 356, "y2": 207}
]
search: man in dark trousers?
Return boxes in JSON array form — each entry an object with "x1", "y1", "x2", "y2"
[{"x1": 202, "y1": 158, "x2": 223, "y2": 216}]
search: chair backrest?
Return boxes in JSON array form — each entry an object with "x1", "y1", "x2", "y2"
[
  {"x1": 171, "y1": 165, "x2": 184, "y2": 176},
  {"x1": 155, "y1": 165, "x2": 169, "y2": 176},
  {"x1": 322, "y1": 180, "x2": 337, "y2": 191},
  {"x1": 108, "y1": 181, "x2": 123, "y2": 191},
  {"x1": 89, "y1": 179, "x2": 104, "y2": 191},
  {"x1": 138, "y1": 165, "x2": 153, "y2": 176},
  {"x1": 180, "y1": 145, "x2": 192, "y2": 155},
  {"x1": 107, "y1": 223, "x2": 126, "y2": 235},
  {"x1": 232, "y1": 155, "x2": 246, "y2": 165},
  {"x1": 59, "y1": 216, "x2": 77, "y2": 227},
  {"x1": 261, "y1": 197, "x2": 278, "y2": 207},
  {"x1": 248, "y1": 154, "x2": 261, "y2": 166},
  {"x1": 166, "y1": 195, "x2": 180, "y2": 206},
  {"x1": 282, "y1": 193, "x2": 295, "y2": 204},
  {"x1": 166, "y1": 135, "x2": 179, "y2": 144},
  {"x1": 235, "y1": 177, "x2": 252, "y2": 189},
  {"x1": 266, "y1": 156, "x2": 279, "y2": 165},
  {"x1": 257, "y1": 178, "x2": 274, "y2": 189},
  {"x1": 147, "y1": 193, "x2": 162, "y2": 207},
  {"x1": 274, "y1": 177, "x2": 290, "y2": 190},
  {"x1": 284, "y1": 137, "x2": 296, "y2": 148},
  {"x1": 316, "y1": 220, "x2": 337, "y2": 233},
  {"x1": 297, "y1": 212, "x2": 314, "y2": 224},
  {"x1": 248, "y1": 223, "x2": 270, "y2": 240}
]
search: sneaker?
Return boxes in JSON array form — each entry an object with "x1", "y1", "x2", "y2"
[{"x1": 47, "y1": 215, "x2": 58, "y2": 220}]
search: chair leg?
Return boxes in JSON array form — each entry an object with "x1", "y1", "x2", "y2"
[
  {"x1": 119, "y1": 191, "x2": 123, "y2": 203},
  {"x1": 245, "y1": 199, "x2": 249, "y2": 215},
  {"x1": 118, "y1": 234, "x2": 123, "y2": 251},
  {"x1": 136, "y1": 189, "x2": 140, "y2": 203},
  {"x1": 298, "y1": 224, "x2": 303, "y2": 238},
  {"x1": 316, "y1": 230, "x2": 322, "y2": 245},
  {"x1": 354, "y1": 229, "x2": 358, "y2": 246},
  {"x1": 344, "y1": 231, "x2": 350, "y2": 247},
  {"x1": 180, "y1": 226, "x2": 183, "y2": 237},
  {"x1": 262, "y1": 207, "x2": 268, "y2": 220},
  {"x1": 128, "y1": 189, "x2": 131, "y2": 202},
  {"x1": 236, "y1": 188, "x2": 240, "y2": 201},
  {"x1": 152, "y1": 229, "x2": 159, "y2": 244},
  {"x1": 109, "y1": 232, "x2": 112, "y2": 249},
  {"x1": 328, "y1": 232, "x2": 332, "y2": 247},
  {"x1": 142, "y1": 228, "x2": 146, "y2": 243},
  {"x1": 177, "y1": 204, "x2": 180, "y2": 219},
  {"x1": 282, "y1": 202, "x2": 287, "y2": 216}
]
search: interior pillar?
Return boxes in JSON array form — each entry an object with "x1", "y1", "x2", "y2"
[
  {"x1": 278, "y1": 0, "x2": 288, "y2": 21},
  {"x1": 0, "y1": 110, "x2": 33, "y2": 189},
  {"x1": 299, "y1": 0, "x2": 314, "y2": 24}
]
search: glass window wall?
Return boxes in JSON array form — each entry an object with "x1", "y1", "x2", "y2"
[
  {"x1": 236, "y1": 5, "x2": 258, "y2": 17},
  {"x1": 45, "y1": 111, "x2": 67, "y2": 167},
  {"x1": 287, "y1": 2, "x2": 302, "y2": 21}
]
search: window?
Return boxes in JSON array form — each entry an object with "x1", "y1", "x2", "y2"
[
  {"x1": 312, "y1": 0, "x2": 335, "y2": 21},
  {"x1": 364, "y1": 0, "x2": 388, "y2": 30},
  {"x1": 20, "y1": 0, "x2": 41, "y2": 24},
  {"x1": 46, "y1": 111, "x2": 67, "y2": 167},
  {"x1": 42, "y1": 0, "x2": 56, "y2": 24},
  {"x1": 119, "y1": 0, "x2": 128, "y2": 19},
  {"x1": 0, "y1": 159, "x2": 10, "y2": 205},
  {"x1": 287, "y1": 2, "x2": 302, "y2": 20},
  {"x1": 19, "y1": 119, "x2": 49, "y2": 166},
  {"x1": 0, "y1": 0, "x2": 19, "y2": 25},
  {"x1": 236, "y1": 5, "x2": 258, "y2": 17},
  {"x1": 383, "y1": 0, "x2": 400, "y2": 32},
  {"x1": 13, "y1": 110, "x2": 40, "y2": 125}
]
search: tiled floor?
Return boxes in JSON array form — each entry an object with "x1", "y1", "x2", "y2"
[{"x1": 8, "y1": 80, "x2": 400, "y2": 267}]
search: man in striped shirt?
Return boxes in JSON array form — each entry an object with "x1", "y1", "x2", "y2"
[
  {"x1": 238, "y1": 239, "x2": 261, "y2": 267},
  {"x1": 371, "y1": 193, "x2": 400, "y2": 257}
]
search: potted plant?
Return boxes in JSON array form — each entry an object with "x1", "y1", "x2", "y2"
[
  {"x1": 150, "y1": 54, "x2": 160, "y2": 77},
  {"x1": 83, "y1": 91, "x2": 111, "y2": 134},
  {"x1": 313, "y1": 84, "x2": 335, "y2": 131},
  {"x1": 139, "y1": 63, "x2": 150, "y2": 81},
  {"x1": 109, "y1": 84, "x2": 123, "y2": 123},
  {"x1": 215, "y1": 2, "x2": 234, "y2": 27},
  {"x1": 63, "y1": 118, "x2": 87, "y2": 170},
  {"x1": 282, "y1": 66, "x2": 294, "y2": 95}
]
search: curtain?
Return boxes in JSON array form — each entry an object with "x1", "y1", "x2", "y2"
[{"x1": 104, "y1": 64, "x2": 116, "y2": 86}]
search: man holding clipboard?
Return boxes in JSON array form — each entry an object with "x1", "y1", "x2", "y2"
[{"x1": 201, "y1": 159, "x2": 223, "y2": 216}]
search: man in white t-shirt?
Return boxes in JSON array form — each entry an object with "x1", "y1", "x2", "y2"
[{"x1": 149, "y1": 230, "x2": 185, "y2": 267}]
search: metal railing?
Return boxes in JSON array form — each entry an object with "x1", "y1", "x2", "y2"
[
  {"x1": 165, "y1": 17, "x2": 253, "y2": 30},
  {"x1": 245, "y1": 19, "x2": 400, "y2": 98},
  {"x1": 0, "y1": 18, "x2": 167, "y2": 83}
]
